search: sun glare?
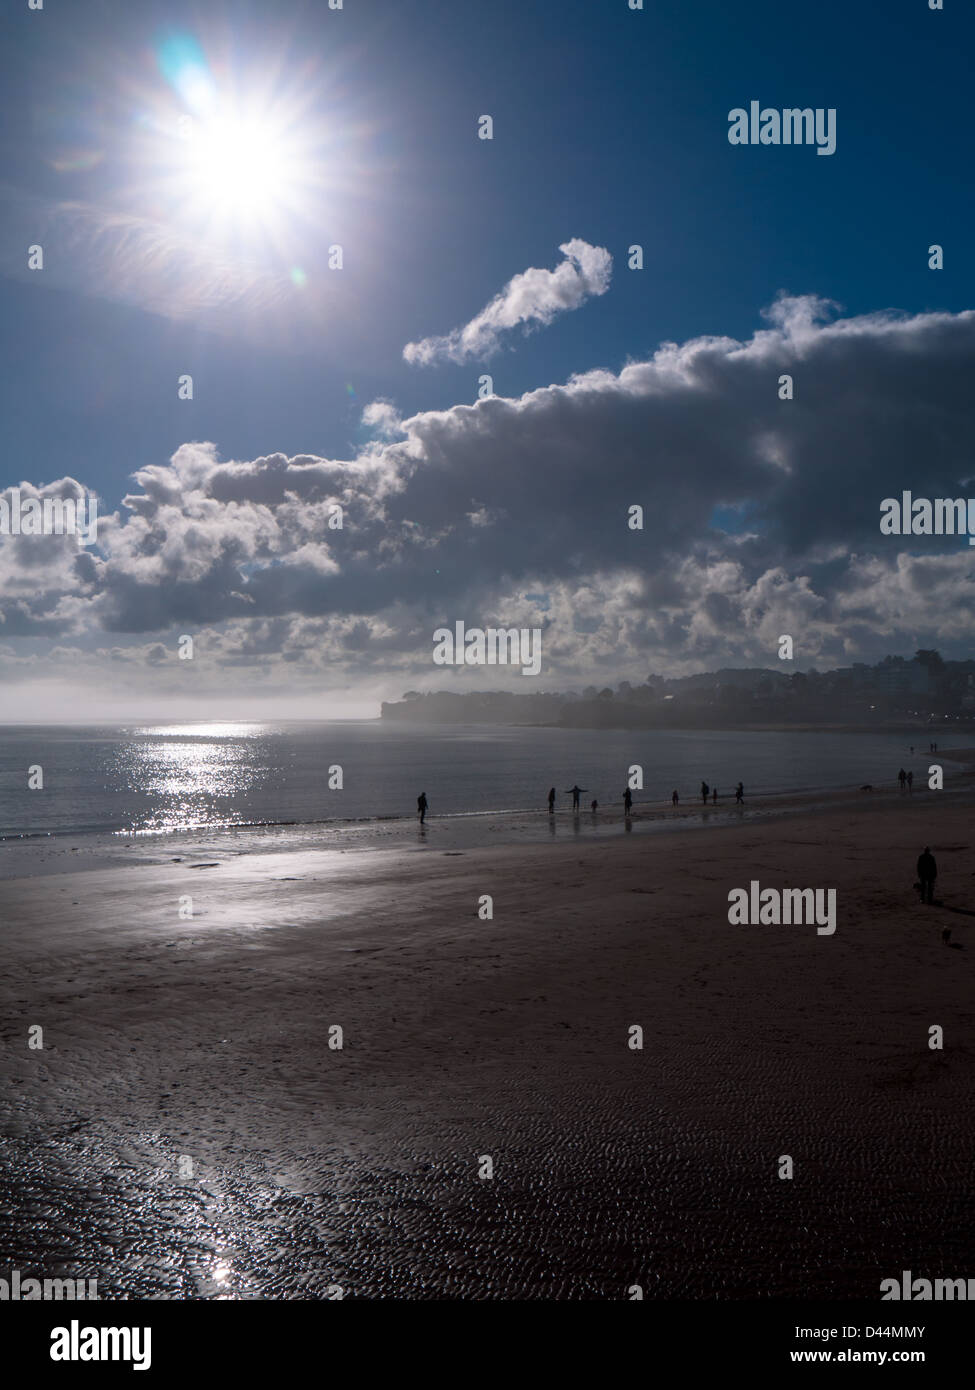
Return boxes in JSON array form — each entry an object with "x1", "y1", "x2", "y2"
[
  {"x1": 143, "y1": 32, "x2": 329, "y2": 251},
  {"x1": 182, "y1": 112, "x2": 296, "y2": 220}
]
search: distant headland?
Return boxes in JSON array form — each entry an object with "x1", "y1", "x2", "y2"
[{"x1": 381, "y1": 651, "x2": 975, "y2": 730}]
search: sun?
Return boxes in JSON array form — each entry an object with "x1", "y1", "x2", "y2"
[
  {"x1": 140, "y1": 32, "x2": 327, "y2": 250},
  {"x1": 181, "y1": 111, "x2": 298, "y2": 223},
  {"x1": 112, "y1": 27, "x2": 384, "y2": 275}
]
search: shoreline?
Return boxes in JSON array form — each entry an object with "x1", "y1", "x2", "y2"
[{"x1": 3, "y1": 759, "x2": 974, "y2": 881}]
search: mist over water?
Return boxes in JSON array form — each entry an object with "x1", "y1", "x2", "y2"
[{"x1": 0, "y1": 722, "x2": 966, "y2": 841}]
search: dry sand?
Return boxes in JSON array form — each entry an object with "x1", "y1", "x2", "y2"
[{"x1": 1, "y1": 793, "x2": 974, "y2": 1299}]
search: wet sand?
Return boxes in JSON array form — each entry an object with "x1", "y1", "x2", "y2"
[{"x1": 1, "y1": 794, "x2": 974, "y2": 1299}]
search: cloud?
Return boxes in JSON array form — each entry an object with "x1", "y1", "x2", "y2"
[
  {"x1": 0, "y1": 182, "x2": 364, "y2": 352},
  {"x1": 361, "y1": 401, "x2": 405, "y2": 438},
  {"x1": 0, "y1": 182, "x2": 290, "y2": 328},
  {"x1": 403, "y1": 238, "x2": 613, "y2": 366},
  {"x1": 4, "y1": 295, "x2": 975, "y2": 699}
]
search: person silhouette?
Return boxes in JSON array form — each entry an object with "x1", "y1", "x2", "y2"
[
  {"x1": 417, "y1": 792, "x2": 428, "y2": 824},
  {"x1": 712, "y1": 786, "x2": 717, "y2": 804},
  {"x1": 917, "y1": 845, "x2": 937, "y2": 904},
  {"x1": 701, "y1": 781, "x2": 709, "y2": 804},
  {"x1": 590, "y1": 799, "x2": 598, "y2": 813},
  {"x1": 672, "y1": 789, "x2": 679, "y2": 807},
  {"x1": 907, "y1": 770, "x2": 914, "y2": 793},
  {"x1": 547, "y1": 787, "x2": 556, "y2": 814},
  {"x1": 565, "y1": 785, "x2": 587, "y2": 811},
  {"x1": 735, "y1": 782, "x2": 744, "y2": 804},
  {"x1": 898, "y1": 768, "x2": 907, "y2": 793},
  {"x1": 623, "y1": 788, "x2": 633, "y2": 816}
]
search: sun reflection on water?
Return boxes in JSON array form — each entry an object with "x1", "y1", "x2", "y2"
[
  {"x1": 111, "y1": 725, "x2": 275, "y2": 834},
  {"x1": 129, "y1": 723, "x2": 273, "y2": 740}
]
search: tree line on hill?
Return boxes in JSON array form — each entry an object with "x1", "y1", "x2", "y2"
[{"x1": 380, "y1": 651, "x2": 975, "y2": 728}]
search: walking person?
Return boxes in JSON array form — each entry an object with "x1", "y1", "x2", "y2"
[
  {"x1": 917, "y1": 845, "x2": 937, "y2": 904},
  {"x1": 712, "y1": 786, "x2": 717, "y2": 804},
  {"x1": 700, "y1": 780, "x2": 709, "y2": 805},
  {"x1": 590, "y1": 799, "x2": 598, "y2": 813},
  {"x1": 565, "y1": 784, "x2": 587, "y2": 812},
  {"x1": 417, "y1": 791, "x2": 428, "y2": 825},
  {"x1": 547, "y1": 787, "x2": 556, "y2": 814},
  {"x1": 623, "y1": 787, "x2": 633, "y2": 816},
  {"x1": 898, "y1": 768, "x2": 907, "y2": 793},
  {"x1": 735, "y1": 781, "x2": 744, "y2": 804},
  {"x1": 907, "y1": 770, "x2": 914, "y2": 793},
  {"x1": 672, "y1": 789, "x2": 679, "y2": 807}
]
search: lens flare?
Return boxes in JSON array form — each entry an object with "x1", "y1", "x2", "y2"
[{"x1": 147, "y1": 30, "x2": 325, "y2": 249}]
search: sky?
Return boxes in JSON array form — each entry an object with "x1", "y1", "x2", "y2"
[{"x1": 1, "y1": 0, "x2": 974, "y2": 719}]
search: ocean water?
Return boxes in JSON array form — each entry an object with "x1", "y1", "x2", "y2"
[{"x1": 0, "y1": 721, "x2": 966, "y2": 841}]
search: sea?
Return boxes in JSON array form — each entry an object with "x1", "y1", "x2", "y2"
[{"x1": 0, "y1": 721, "x2": 966, "y2": 843}]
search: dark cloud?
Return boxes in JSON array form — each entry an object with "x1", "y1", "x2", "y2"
[{"x1": 3, "y1": 296, "x2": 975, "y2": 686}]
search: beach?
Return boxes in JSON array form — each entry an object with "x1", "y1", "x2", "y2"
[{"x1": 2, "y1": 786, "x2": 973, "y2": 1299}]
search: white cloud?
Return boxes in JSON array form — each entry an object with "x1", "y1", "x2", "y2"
[
  {"x1": 361, "y1": 401, "x2": 405, "y2": 438},
  {"x1": 403, "y1": 238, "x2": 613, "y2": 365}
]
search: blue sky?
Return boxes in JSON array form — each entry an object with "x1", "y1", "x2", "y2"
[
  {"x1": 2, "y1": 0, "x2": 972, "y2": 490},
  {"x1": 1, "y1": 0, "x2": 973, "y2": 716}
]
